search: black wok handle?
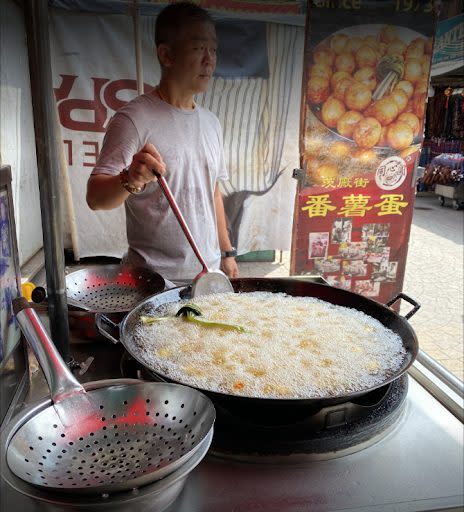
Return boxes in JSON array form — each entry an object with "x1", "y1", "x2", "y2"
[
  {"x1": 95, "y1": 313, "x2": 121, "y2": 344},
  {"x1": 386, "y1": 293, "x2": 420, "y2": 320}
]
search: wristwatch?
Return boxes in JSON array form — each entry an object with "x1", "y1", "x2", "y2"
[
  {"x1": 119, "y1": 168, "x2": 146, "y2": 195},
  {"x1": 221, "y1": 247, "x2": 237, "y2": 258}
]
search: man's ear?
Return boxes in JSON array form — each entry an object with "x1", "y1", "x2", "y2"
[{"x1": 157, "y1": 44, "x2": 172, "y2": 68}]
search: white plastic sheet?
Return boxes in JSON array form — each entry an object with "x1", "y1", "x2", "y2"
[{"x1": 50, "y1": 11, "x2": 302, "y2": 258}]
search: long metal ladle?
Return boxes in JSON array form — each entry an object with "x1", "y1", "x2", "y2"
[{"x1": 155, "y1": 173, "x2": 234, "y2": 297}]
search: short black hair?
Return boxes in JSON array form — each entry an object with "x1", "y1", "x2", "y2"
[{"x1": 155, "y1": 2, "x2": 214, "y2": 47}]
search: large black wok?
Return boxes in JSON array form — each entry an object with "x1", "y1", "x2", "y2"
[{"x1": 96, "y1": 278, "x2": 420, "y2": 411}]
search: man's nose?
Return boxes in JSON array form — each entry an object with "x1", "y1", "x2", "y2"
[{"x1": 203, "y1": 49, "x2": 216, "y2": 64}]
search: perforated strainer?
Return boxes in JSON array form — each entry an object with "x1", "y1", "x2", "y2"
[
  {"x1": 65, "y1": 264, "x2": 165, "y2": 313},
  {"x1": 6, "y1": 298, "x2": 215, "y2": 495}
]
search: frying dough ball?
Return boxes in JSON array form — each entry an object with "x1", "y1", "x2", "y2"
[
  {"x1": 404, "y1": 59, "x2": 423, "y2": 83},
  {"x1": 405, "y1": 44, "x2": 424, "y2": 60},
  {"x1": 395, "y1": 80, "x2": 414, "y2": 99},
  {"x1": 405, "y1": 38, "x2": 426, "y2": 60},
  {"x1": 389, "y1": 89, "x2": 409, "y2": 113},
  {"x1": 412, "y1": 37, "x2": 426, "y2": 50},
  {"x1": 330, "y1": 33, "x2": 349, "y2": 55},
  {"x1": 363, "y1": 35, "x2": 379, "y2": 49},
  {"x1": 330, "y1": 141, "x2": 352, "y2": 158},
  {"x1": 352, "y1": 148, "x2": 378, "y2": 164},
  {"x1": 386, "y1": 121, "x2": 414, "y2": 150},
  {"x1": 310, "y1": 63, "x2": 332, "y2": 81},
  {"x1": 373, "y1": 97, "x2": 399, "y2": 125},
  {"x1": 333, "y1": 77, "x2": 354, "y2": 101},
  {"x1": 311, "y1": 163, "x2": 339, "y2": 185},
  {"x1": 321, "y1": 96, "x2": 346, "y2": 128},
  {"x1": 346, "y1": 36, "x2": 363, "y2": 53},
  {"x1": 335, "y1": 53, "x2": 356, "y2": 74},
  {"x1": 305, "y1": 135, "x2": 326, "y2": 154},
  {"x1": 345, "y1": 82, "x2": 372, "y2": 111},
  {"x1": 330, "y1": 71, "x2": 352, "y2": 89},
  {"x1": 354, "y1": 67, "x2": 377, "y2": 91},
  {"x1": 307, "y1": 76, "x2": 330, "y2": 104},
  {"x1": 313, "y1": 46, "x2": 335, "y2": 67},
  {"x1": 397, "y1": 112, "x2": 421, "y2": 137},
  {"x1": 386, "y1": 39, "x2": 407, "y2": 57},
  {"x1": 380, "y1": 25, "x2": 398, "y2": 44},
  {"x1": 356, "y1": 45, "x2": 378, "y2": 68},
  {"x1": 336, "y1": 110, "x2": 363, "y2": 138},
  {"x1": 353, "y1": 117, "x2": 382, "y2": 148}
]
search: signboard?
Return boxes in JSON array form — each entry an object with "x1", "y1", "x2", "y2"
[
  {"x1": 291, "y1": 0, "x2": 436, "y2": 304},
  {"x1": 431, "y1": 14, "x2": 464, "y2": 76}
]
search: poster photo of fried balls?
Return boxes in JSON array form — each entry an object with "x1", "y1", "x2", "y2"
[{"x1": 304, "y1": 24, "x2": 432, "y2": 188}]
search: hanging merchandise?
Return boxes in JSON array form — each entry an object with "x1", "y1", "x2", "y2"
[
  {"x1": 291, "y1": 0, "x2": 435, "y2": 304},
  {"x1": 443, "y1": 86, "x2": 454, "y2": 134},
  {"x1": 444, "y1": 86, "x2": 453, "y2": 107},
  {"x1": 450, "y1": 91, "x2": 464, "y2": 139},
  {"x1": 425, "y1": 86, "x2": 447, "y2": 139},
  {"x1": 425, "y1": 86, "x2": 464, "y2": 139}
]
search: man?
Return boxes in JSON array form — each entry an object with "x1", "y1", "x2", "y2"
[{"x1": 87, "y1": 2, "x2": 239, "y2": 284}]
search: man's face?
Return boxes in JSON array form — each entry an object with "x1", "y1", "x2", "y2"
[{"x1": 162, "y1": 21, "x2": 217, "y2": 94}]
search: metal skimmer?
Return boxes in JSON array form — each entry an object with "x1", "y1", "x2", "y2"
[
  {"x1": 155, "y1": 173, "x2": 234, "y2": 297},
  {"x1": 6, "y1": 298, "x2": 215, "y2": 495},
  {"x1": 65, "y1": 264, "x2": 165, "y2": 313}
]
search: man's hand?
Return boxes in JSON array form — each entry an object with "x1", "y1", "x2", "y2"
[
  {"x1": 87, "y1": 143, "x2": 167, "y2": 210},
  {"x1": 127, "y1": 143, "x2": 167, "y2": 189},
  {"x1": 221, "y1": 257, "x2": 239, "y2": 278}
]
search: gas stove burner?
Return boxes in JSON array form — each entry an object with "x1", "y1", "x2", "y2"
[
  {"x1": 120, "y1": 353, "x2": 409, "y2": 461},
  {"x1": 210, "y1": 374, "x2": 409, "y2": 461}
]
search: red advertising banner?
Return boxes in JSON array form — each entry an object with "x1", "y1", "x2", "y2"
[{"x1": 291, "y1": 0, "x2": 436, "y2": 305}]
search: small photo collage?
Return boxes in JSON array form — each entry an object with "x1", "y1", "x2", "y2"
[
  {"x1": 325, "y1": 275, "x2": 351, "y2": 291},
  {"x1": 307, "y1": 220, "x2": 395, "y2": 297},
  {"x1": 331, "y1": 218, "x2": 352, "y2": 244},
  {"x1": 314, "y1": 257, "x2": 340, "y2": 274},
  {"x1": 308, "y1": 232, "x2": 329, "y2": 259},
  {"x1": 339, "y1": 242, "x2": 367, "y2": 260},
  {"x1": 353, "y1": 280, "x2": 381, "y2": 297}
]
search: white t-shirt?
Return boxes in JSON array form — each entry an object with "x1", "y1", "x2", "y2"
[{"x1": 92, "y1": 92, "x2": 228, "y2": 281}]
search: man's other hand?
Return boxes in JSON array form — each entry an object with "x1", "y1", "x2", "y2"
[{"x1": 221, "y1": 257, "x2": 239, "y2": 279}]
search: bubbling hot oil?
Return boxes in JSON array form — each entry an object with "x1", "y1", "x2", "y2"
[{"x1": 131, "y1": 292, "x2": 406, "y2": 398}]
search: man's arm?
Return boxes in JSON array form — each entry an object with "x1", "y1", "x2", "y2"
[
  {"x1": 86, "y1": 143, "x2": 166, "y2": 210},
  {"x1": 214, "y1": 184, "x2": 239, "y2": 278},
  {"x1": 87, "y1": 174, "x2": 130, "y2": 210}
]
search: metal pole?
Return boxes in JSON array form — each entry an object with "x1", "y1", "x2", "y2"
[
  {"x1": 132, "y1": 0, "x2": 144, "y2": 95},
  {"x1": 24, "y1": 0, "x2": 71, "y2": 361}
]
